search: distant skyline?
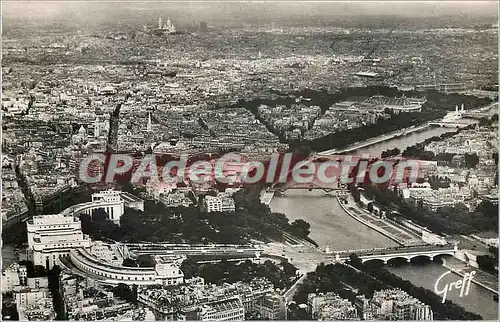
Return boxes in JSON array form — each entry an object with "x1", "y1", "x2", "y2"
[
  {"x1": 2, "y1": 1, "x2": 498, "y2": 32},
  {"x1": 3, "y1": 1, "x2": 497, "y2": 19}
]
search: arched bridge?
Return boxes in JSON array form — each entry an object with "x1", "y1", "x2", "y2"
[
  {"x1": 271, "y1": 154, "x2": 362, "y2": 192},
  {"x1": 333, "y1": 245, "x2": 457, "y2": 264}
]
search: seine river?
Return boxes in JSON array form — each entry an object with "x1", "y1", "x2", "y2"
[
  {"x1": 353, "y1": 126, "x2": 458, "y2": 156},
  {"x1": 387, "y1": 259, "x2": 498, "y2": 320},
  {"x1": 270, "y1": 191, "x2": 497, "y2": 319},
  {"x1": 270, "y1": 124, "x2": 497, "y2": 319},
  {"x1": 270, "y1": 189, "x2": 398, "y2": 250}
]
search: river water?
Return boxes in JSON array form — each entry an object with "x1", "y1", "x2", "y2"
[
  {"x1": 387, "y1": 259, "x2": 498, "y2": 320},
  {"x1": 270, "y1": 191, "x2": 497, "y2": 319},
  {"x1": 270, "y1": 124, "x2": 497, "y2": 319},
  {"x1": 353, "y1": 126, "x2": 457, "y2": 157},
  {"x1": 270, "y1": 189, "x2": 398, "y2": 250}
]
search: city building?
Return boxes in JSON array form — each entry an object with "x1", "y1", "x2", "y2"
[
  {"x1": 158, "y1": 17, "x2": 176, "y2": 33},
  {"x1": 354, "y1": 295, "x2": 374, "y2": 320},
  {"x1": 27, "y1": 213, "x2": 91, "y2": 269},
  {"x1": 199, "y1": 21, "x2": 208, "y2": 31},
  {"x1": 138, "y1": 277, "x2": 276, "y2": 320},
  {"x1": 204, "y1": 193, "x2": 235, "y2": 213},
  {"x1": 89, "y1": 189, "x2": 125, "y2": 222},
  {"x1": 14, "y1": 286, "x2": 55, "y2": 321},
  {"x1": 59, "y1": 271, "x2": 141, "y2": 320},
  {"x1": 254, "y1": 293, "x2": 285, "y2": 320},
  {"x1": 67, "y1": 242, "x2": 184, "y2": 286},
  {"x1": 308, "y1": 293, "x2": 358, "y2": 320},
  {"x1": 159, "y1": 190, "x2": 194, "y2": 208},
  {"x1": 371, "y1": 289, "x2": 433, "y2": 320},
  {"x1": 198, "y1": 297, "x2": 245, "y2": 321},
  {"x1": 27, "y1": 276, "x2": 49, "y2": 289}
]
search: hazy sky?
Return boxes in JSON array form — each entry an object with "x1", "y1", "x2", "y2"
[{"x1": 2, "y1": 1, "x2": 498, "y2": 29}]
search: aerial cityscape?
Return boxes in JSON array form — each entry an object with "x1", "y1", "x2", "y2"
[{"x1": 1, "y1": 1, "x2": 498, "y2": 321}]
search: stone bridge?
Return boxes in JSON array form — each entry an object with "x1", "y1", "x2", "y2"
[
  {"x1": 271, "y1": 154, "x2": 357, "y2": 192},
  {"x1": 333, "y1": 245, "x2": 457, "y2": 264}
]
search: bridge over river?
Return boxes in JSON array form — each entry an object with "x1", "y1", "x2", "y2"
[
  {"x1": 122, "y1": 241, "x2": 457, "y2": 268},
  {"x1": 330, "y1": 244, "x2": 457, "y2": 264}
]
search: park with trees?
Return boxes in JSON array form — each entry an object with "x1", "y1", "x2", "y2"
[
  {"x1": 76, "y1": 187, "x2": 316, "y2": 247},
  {"x1": 181, "y1": 258, "x2": 298, "y2": 290}
]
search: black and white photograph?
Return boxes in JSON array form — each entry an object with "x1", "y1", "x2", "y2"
[{"x1": 1, "y1": 1, "x2": 498, "y2": 321}]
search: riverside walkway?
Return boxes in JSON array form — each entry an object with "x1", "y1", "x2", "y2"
[
  {"x1": 337, "y1": 195, "x2": 423, "y2": 246},
  {"x1": 442, "y1": 258, "x2": 499, "y2": 295}
]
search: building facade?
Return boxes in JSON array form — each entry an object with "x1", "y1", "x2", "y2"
[
  {"x1": 204, "y1": 194, "x2": 235, "y2": 213},
  {"x1": 89, "y1": 189, "x2": 125, "y2": 222},
  {"x1": 2, "y1": 263, "x2": 21, "y2": 293},
  {"x1": 254, "y1": 293, "x2": 285, "y2": 320},
  {"x1": 69, "y1": 248, "x2": 184, "y2": 286},
  {"x1": 27, "y1": 214, "x2": 91, "y2": 269},
  {"x1": 198, "y1": 297, "x2": 245, "y2": 321},
  {"x1": 120, "y1": 191, "x2": 145, "y2": 211}
]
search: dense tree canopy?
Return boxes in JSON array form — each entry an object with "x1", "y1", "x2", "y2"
[
  {"x1": 477, "y1": 246, "x2": 499, "y2": 275},
  {"x1": 79, "y1": 188, "x2": 315, "y2": 245},
  {"x1": 381, "y1": 148, "x2": 400, "y2": 158},
  {"x1": 19, "y1": 261, "x2": 47, "y2": 278},
  {"x1": 181, "y1": 258, "x2": 298, "y2": 290},
  {"x1": 110, "y1": 283, "x2": 137, "y2": 305}
]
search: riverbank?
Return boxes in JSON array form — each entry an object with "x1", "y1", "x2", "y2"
[
  {"x1": 336, "y1": 196, "x2": 422, "y2": 246},
  {"x1": 269, "y1": 189, "x2": 397, "y2": 250},
  {"x1": 442, "y1": 258, "x2": 499, "y2": 295},
  {"x1": 319, "y1": 122, "x2": 432, "y2": 155}
]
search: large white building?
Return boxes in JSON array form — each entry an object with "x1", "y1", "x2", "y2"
[
  {"x1": 364, "y1": 95, "x2": 424, "y2": 113},
  {"x1": 89, "y1": 189, "x2": 125, "y2": 222},
  {"x1": 27, "y1": 214, "x2": 91, "y2": 269},
  {"x1": 69, "y1": 246, "x2": 184, "y2": 286},
  {"x1": 58, "y1": 189, "x2": 140, "y2": 224}
]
